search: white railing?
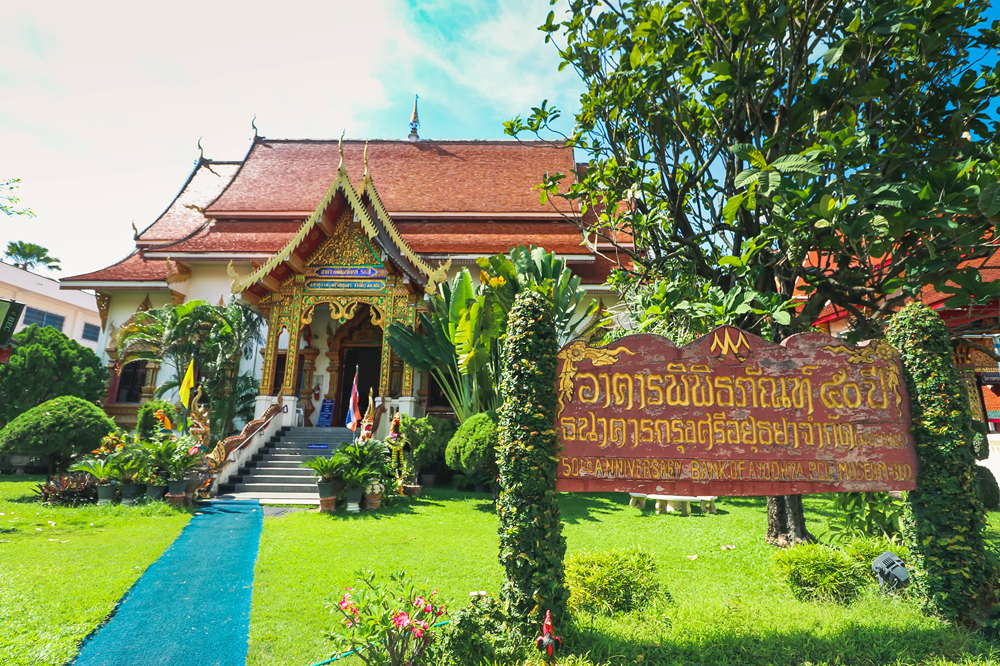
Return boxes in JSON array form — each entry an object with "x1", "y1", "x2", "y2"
[{"x1": 213, "y1": 405, "x2": 288, "y2": 493}]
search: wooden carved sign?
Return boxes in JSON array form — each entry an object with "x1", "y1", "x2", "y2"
[{"x1": 555, "y1": 327, "x2": 918, "y2": 496}]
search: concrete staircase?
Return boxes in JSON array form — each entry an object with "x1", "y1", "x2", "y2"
[{"x1": 216, "y1": 427, "x2": 356, "y2": 505}]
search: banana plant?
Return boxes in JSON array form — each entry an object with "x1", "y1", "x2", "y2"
[
  {"x1": 387, "y1": 271, "x2": 500, "y2": 423},
  {"x1": 477, "y1": 245, "x2": 599, "y2": 347}
]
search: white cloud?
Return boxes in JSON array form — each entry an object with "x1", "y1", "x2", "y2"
[{"x1": 0, "y1": 0, "x2": 581, "y2": 277}]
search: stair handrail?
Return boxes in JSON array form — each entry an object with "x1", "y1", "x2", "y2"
[{"x1": 225, "y1": 405, "x2": 289, "y2": 461}]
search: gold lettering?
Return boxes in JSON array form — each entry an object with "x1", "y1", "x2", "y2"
[
  {"x1": 578, "y1": 373, "x2": 600, "y2": 404},
  {"x1": 560, "y1": 417, "x2": 576, "y2": 440},
  {"x1": 820, "y1": 369, "x2": 847, "y2": 408},
  {"x1": 610, "y1": 419, "x2": 626, "y2": 448},
  {"x1": 647, "y1": 375, "x2": 664, "y2": 406},
  {"x1": 612, "y1": 373, "x2": 633, "y2": 410}
]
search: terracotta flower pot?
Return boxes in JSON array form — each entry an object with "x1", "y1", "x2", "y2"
[
  {"x1": 363, "y1": 492, "x2": 383, "y2": 510},
  {"x1": 402, "y1": 485, "x2": 422, "y2": 497}
]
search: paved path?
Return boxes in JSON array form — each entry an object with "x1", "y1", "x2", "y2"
[{"x1": 72, "y1": 500, "x2": 263, "y2": 666}]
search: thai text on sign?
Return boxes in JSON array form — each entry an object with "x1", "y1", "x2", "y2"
[{"x1": 554, "y1": 327, "x2": 918, "y2": 496}]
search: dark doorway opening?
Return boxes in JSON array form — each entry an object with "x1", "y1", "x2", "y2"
[{"x1": 337, "y1": 347, "x2": 382, "y2": 426}]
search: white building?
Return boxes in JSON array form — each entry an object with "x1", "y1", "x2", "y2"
[{"x1": 0, "y1": 260, "x2": 100, "y2": 350}]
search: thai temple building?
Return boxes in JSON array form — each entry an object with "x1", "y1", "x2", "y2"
[{"x1": 61, "y1": 114, "x2": 620, "y2": 434}]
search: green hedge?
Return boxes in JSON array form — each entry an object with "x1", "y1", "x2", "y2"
[
  {"x1": 496, "y1": 290, "x2": 568, "y2": 635},
  {"x1": 885, "y1": 302, "x2": 992, "y2": 620},
  {"x1": 0, "y1": 396, "x2": 116, "y2": 470},
  {"x1": 401, "y1": 413, "x2": 456, "y2": 476}
]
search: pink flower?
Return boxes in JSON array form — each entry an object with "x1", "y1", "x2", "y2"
[
  {"x1": 392, "y1": 612, "x2": 411, "y2": 629},
  {"x1": 188, "y1": 445, "x2": 200, "y2": 455},
  {"x1": 435, "y1": 607, "x2": 446, "y2": 617},
  {"x1": 411, "y1": 620, "x2": 429, "y2": 638}
]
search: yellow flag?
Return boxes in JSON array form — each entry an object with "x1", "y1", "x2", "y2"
[{"x1": 179, "y1": 360, "x2": 195, "y2": 408}]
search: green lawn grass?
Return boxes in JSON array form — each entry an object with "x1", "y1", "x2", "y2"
[
  {"x1": 0, "y1": 475, "x2": 192, "y2": 666},
  {"x1": 249, "y1": 490, "x2": 1000, "y2": 666}
]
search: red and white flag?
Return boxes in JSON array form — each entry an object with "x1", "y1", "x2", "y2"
[{"x1": 346, "y1": 369, "x2": 362, "y2": 431}]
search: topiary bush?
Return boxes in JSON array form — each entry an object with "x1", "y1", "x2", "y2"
[
  {"x1": 565, "y1": 546, "x2": 662, "y2": 615},
  {"x1": 136, "y1": 400, "x2": 176, "y2": 440},
  {"x1": 446, "y1": 412, "x2": 498, "y2": 476},
  {"x1": 971, "y1": 419, "x2": 990, "y2": 460},
  {"x1": 977, "y1": 466, "x2": 1000, "y2": 511},
  {"x1": 885, "y1": 302, "x2": 992, "y2": 620},
  {"x1": 0, "y1": 396, "x2": 116, "y2": 471},
  {"x1": 772, "y1": 543, "x2": 869, "y2": 604},
  {"x1": 496, "y1": 289, "x2": 568, "y2": 635},
  {"x1": 401, "y1": 413, "x2": 456, "y2": 477}
]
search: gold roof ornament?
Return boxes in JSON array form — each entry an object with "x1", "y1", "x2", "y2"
[
  {"x1": 408, "y1": 95, "x2": 420, "y2": 141},
  {"x1": 338, "y1": 130, "x2": 346, "y2": 173}
]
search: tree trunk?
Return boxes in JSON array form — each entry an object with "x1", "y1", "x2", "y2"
[{"x1": 766, "y1": 495, "x2": 815, "y2": 547}]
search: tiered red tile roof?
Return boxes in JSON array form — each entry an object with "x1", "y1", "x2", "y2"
[{"x1": 63, "y1": 138, "x2": 621, "y2": 289}]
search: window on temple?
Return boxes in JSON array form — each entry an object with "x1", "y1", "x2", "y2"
[
  {"x1": 22, "y1": 307, "x2": 65, "y2": 332},
  {"x1": 115, "y1": 361, "x2": 148, "y2": 404},
  {"x1": 82, "y1": 323, "x2": 100, "y2": 342}
]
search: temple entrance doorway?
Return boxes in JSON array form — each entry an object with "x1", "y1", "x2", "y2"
[{"x1": 337, "y1": 347, "x2": 382, "y2": 426}]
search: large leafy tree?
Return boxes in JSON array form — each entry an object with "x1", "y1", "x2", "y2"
[
  {"x1": 5, "y1": 241, "x2": 60, "y2": 272},
  {"x1": 508, "y1": 0, "x2": 1000, "y2": 544},
  {"x1": 0, "y1": 325, "x2": 108, "y2": 428}
]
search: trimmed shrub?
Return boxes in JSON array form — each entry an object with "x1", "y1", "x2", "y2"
[
  {"x1": 33, "y1": 473, "x2": 98, "y2": 506},
  {"x1": 565, "y1": 546, "x2": 662, "y2": 615},
  {"x1": 496, "y1": 290, "x2": 568, "y2": 634},
  {"x1": 401, "y1": 413, "x2": 455, "y2": 476},
  {"x1": 0, "y1": 324, "x2": 108, "y2": 428},
  {"x1": 886, "y1": 303, "x2": 992, "y2": 620},
  {"x1": 977, "y1": 466, "x2": 1000, "y2": 511},
  {"x1": 772, "y1": 543, "x2": 868, "y2": 604},
  {"x1": 136, "y1": 400, "x2": 176, "y2": 440},
  {"x1": 0, "y1": 396, "x2": 116, "y2": 470},
  {"x1": 446, "y1": 412, "x2": 498, "y2": 476},
  {"x1": 437, "y1": 593, "x2": 523, "y2": 666}
]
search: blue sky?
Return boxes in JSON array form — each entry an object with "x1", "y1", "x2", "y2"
[
  {"x1": 1, "y1": 1, "x2": 999, "y2": 278},
  {"x1": 0, "y1": 0, "x2": 583, "y2": 276}
]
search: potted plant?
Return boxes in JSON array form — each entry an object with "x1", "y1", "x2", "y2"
[
  {"x1": 68, "y1": 455, "x2": 119, "y2": 505},
  {"x1": 363, "y1": 480, "x2": 385, "y2": 510},
  {"x1": 164, "y1": 448, "x2": 203, "y2": 496},
  {"x1": 301, "y1": 452, "x2": 347, "y2": 499},
  {"x1": 113, "y1": 450, "x2": 148, "y2": 506},
  {"x1": 400, "y1": 457, "x2": 421, "y2": 497},
  {"x1": 342, "y1": 465, "x2": 376, "y2": 513}
]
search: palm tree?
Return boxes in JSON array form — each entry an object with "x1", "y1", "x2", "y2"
[
  {"x1": 115, "y1": 298, "x2": 263, "y2": 442},
  {"x1": 5, "y1": 241, "x2": 60, "y2": 271}
]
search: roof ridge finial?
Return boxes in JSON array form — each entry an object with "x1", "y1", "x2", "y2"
[
  {"x1": 363, "y1": 141, "x2": 370, "y2": 179},
  {"x1": 338, "y1": 130, "x2": 345, "y2": 172},
  {"x1": 408, "y1": 95, "x2": 420, "y2": 141},
  {"x1": 196, "y1": 137, "x2": 204, "y2": 164},
  {"x1": 251, "y1": 114, "x2": 260, "y2": 140}
]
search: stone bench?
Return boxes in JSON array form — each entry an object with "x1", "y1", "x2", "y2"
[{"x1": 629, "y1": 493, "x2": 717, "y2": 516}]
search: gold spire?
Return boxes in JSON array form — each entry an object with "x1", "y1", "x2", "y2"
[
  {"x1": 363, "y1": 141, "x2": 370, "y2": 178},
  {"x1": 338, "y1": 130, "x2": 345, "y2": 172}
]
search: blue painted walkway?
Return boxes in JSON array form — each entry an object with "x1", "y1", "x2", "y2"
[{"x1": 73, "y1": 500, "x2": 263, "y2": 666}]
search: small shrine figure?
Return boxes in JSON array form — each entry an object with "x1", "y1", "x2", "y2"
[{"x1": 385, "y1": 413, "x2": 411, "y2": 494}]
